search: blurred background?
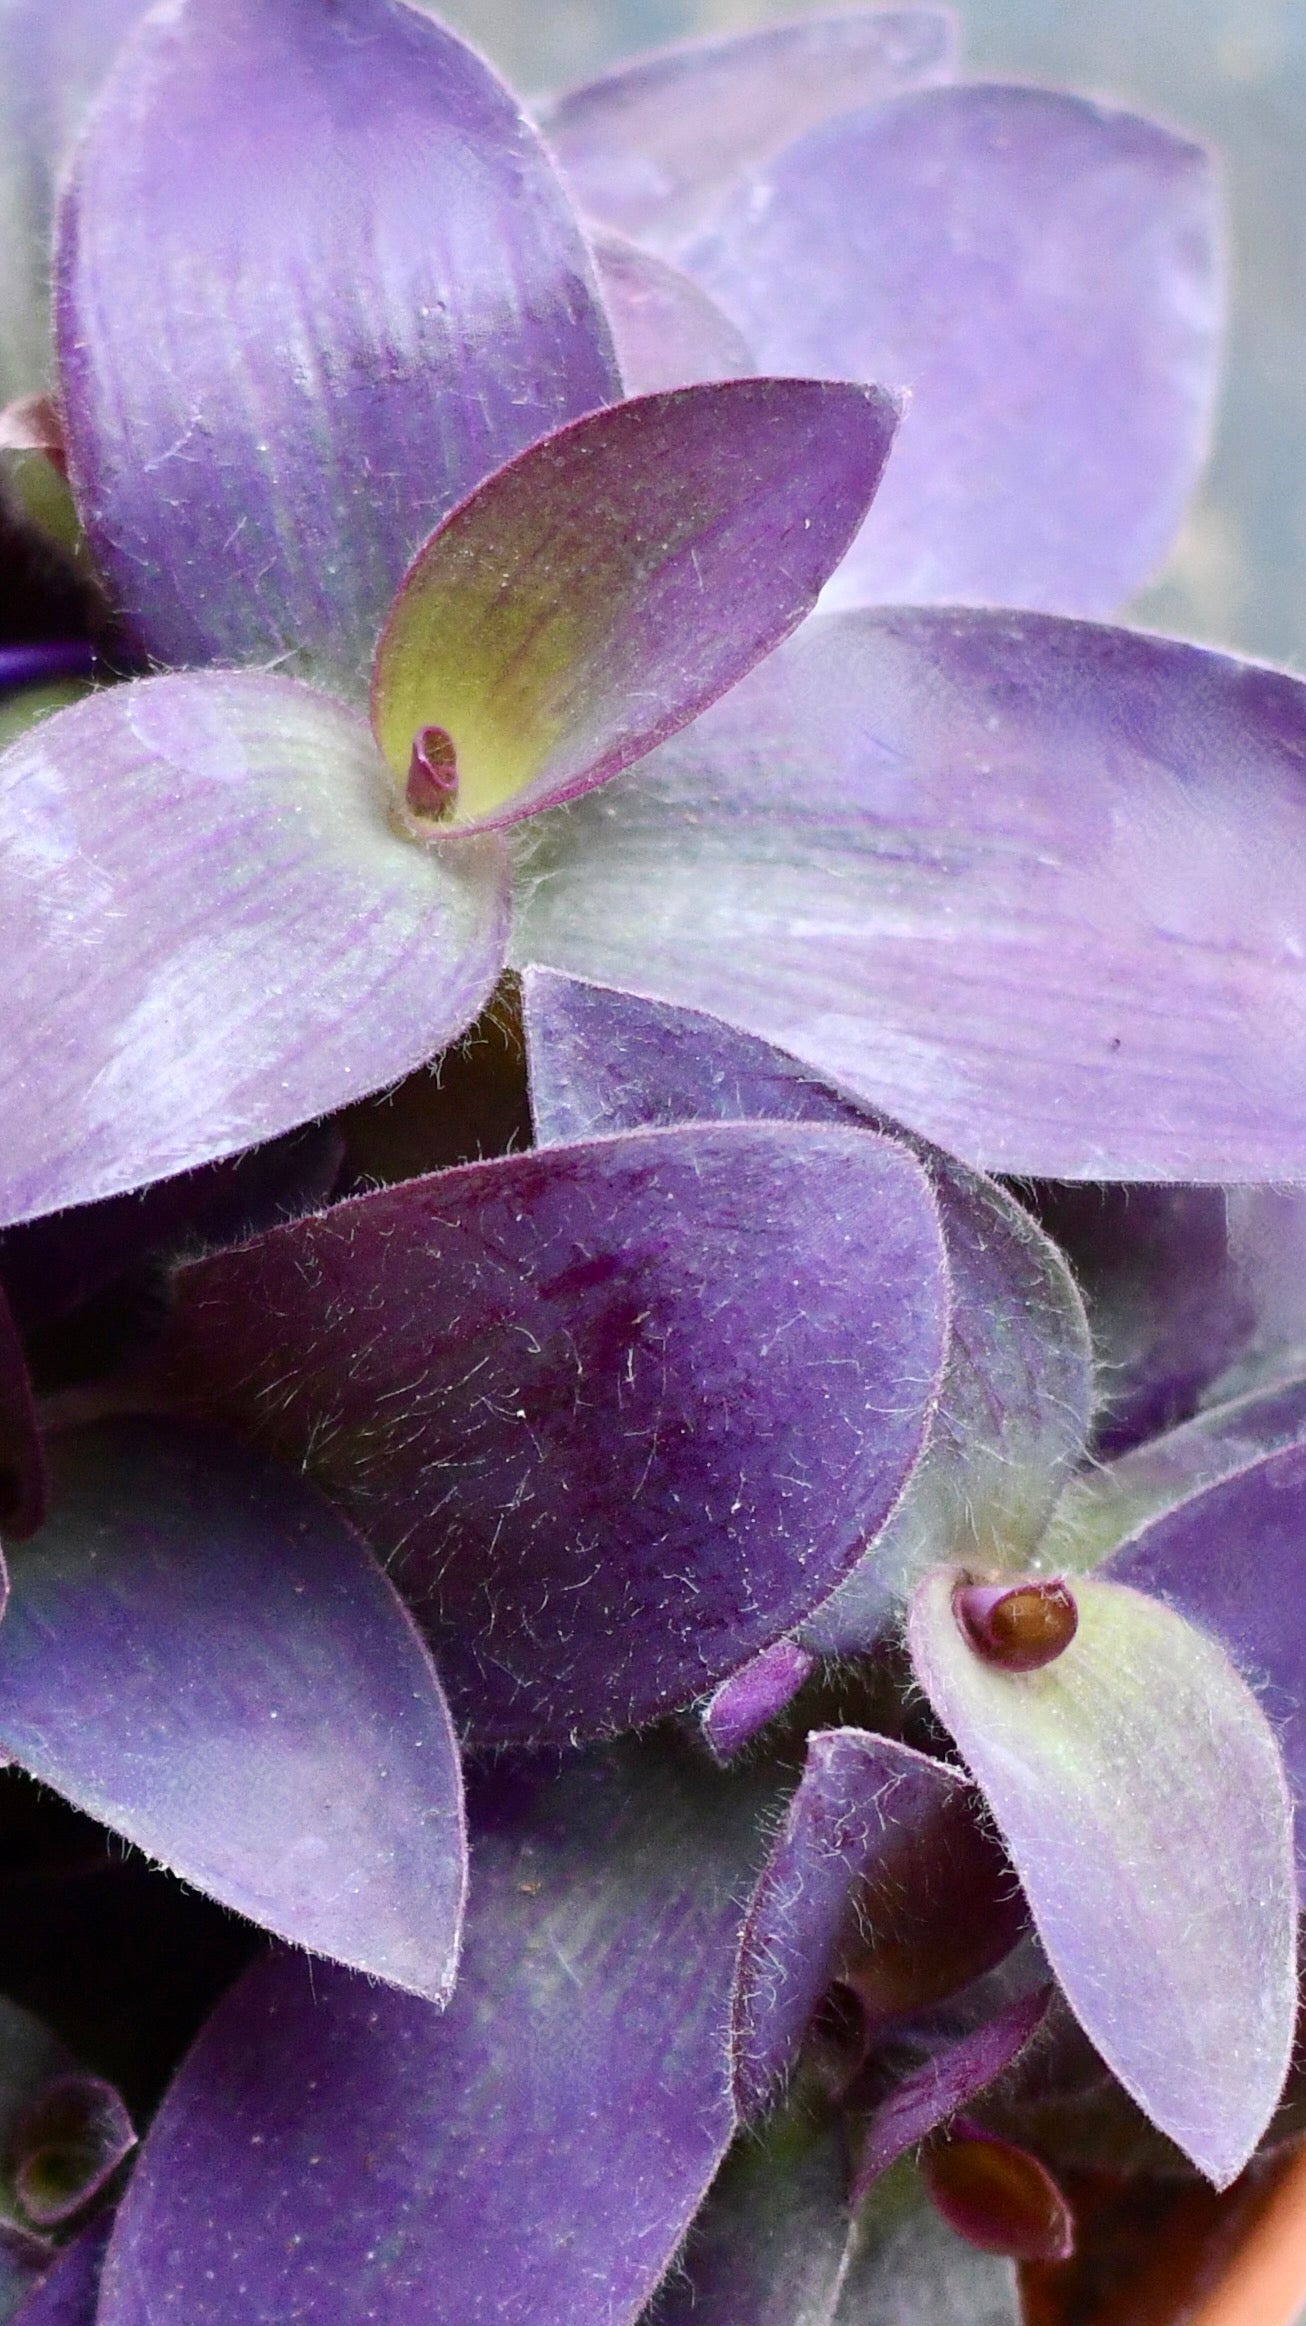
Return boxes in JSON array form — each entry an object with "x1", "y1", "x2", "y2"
[{"x1": 438, "y1": 0, "x2": 1306, "y2": 672}]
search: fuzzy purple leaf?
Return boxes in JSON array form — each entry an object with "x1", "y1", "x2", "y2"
[
  {"x1": 851, "y1": 1988, "x2": 1053, "y2": 2199},
  {"x1": 908, "y1": 1568, "x2": 1297, "y2": 2184},
  {"x1": 732, "y1": 1730, "x2": 1024, "y2": 2121},
  {"x1": 539, "y1": 11, "x2": 957, "y2": 255},
  {"x1": 592, "y1": 229, "x2": 754, "y2": 395},
  {"x1": 8, "y1": 2217, "x2": 111, "y2": 2326},
  {"x1": 523, "y1": 970, "x2": 1092, "y2": 1647},
  {"x1": 683, "y1": 85, "x2": 1221, "y2": 615},
  {"x1": 371, "y1": 382, "x2": 898, "y2": 834},
  {"x1": 96, "y1": 1741, "x2": 774, "y2": 2326},
  {"x1": 158, "y1": 1124, "x2": 949, "y2": 1745},
  {"x1": 515, "y1": 610, "x2": 1306, "y2": 1180},
  {"x1": 701, "y1": 1641, "x2": 815, "y2": 1763},
  {"x1": 56, "y1": 0, "x2": 620, "y2": 688},
  {"x1": 0, "y1": 1419, "x2": 467, "y2": 1999},
  {"x1": 0, "y1": 671, "x2": 506, "y2": 1227}
]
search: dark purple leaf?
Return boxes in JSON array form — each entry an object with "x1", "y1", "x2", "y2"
[
  {"x1": 732, "y1": 1730, "x2": 1024, "y2": 2122},
  {"x1": 683, "y1": 85, "x2": 1221, "y2": 615},
  {"x1": 592, "y1": 229, "x2": 753, "y2": 394},
  {"x1": 96, "y1": 1741, "x2": 773, "y2": 2326},
  {"x1": 832, "y1": 2163, "x2": 1022, "y2": 2326},
  {"x1": 922, "y1": 2133, "x2": 1073, "y2": 2264},
  {"x1": 1106, "y1": 1439, "x2": 1306, "y2": 1890},
  {"x1": 158, "y1": 1123, "x2": 949, "y2": 1746},
  {"x1": 371, "y1": 382, "x2": 898, "y2": 834},
  {"x1": 908, "y1": 1567, "x2": 1297, "y2": 2184},
  {"x1": 701, "y1": 1640, "x2": 814, "y2": 1763},
  {"x1": 539, "y1": 11, "x2": 957, "y2": 254},
  {"x1": 8, "y1": 2216, "x2": 111, "y2": 2326},
  {"x1": 0, "y1": 1285, "x2": 44, "y2": 1540},
  {"x1": 851, "y1": 1989, "x2": 1053, "y2": 2199},
  {"x1": 653, "y1": 2107, "x2": 854, "y2": 2326},
  {"x1": 0, "y1": 1419, "x2": 466, "y2": 1998},
  {"x1": 0, "y1": 671, "x2": 506, "y2": 1226},
  {"x1": 522, "y1": 970, "x2": 1092, "y2": 1650},
  {"x1": 514, "y1": 609, "x2": 1306, "y2": 1180},
  {"x1": 0, "y1": 649, "x2": 91, "y2": 694},
  {"x1": 0, "y1": 0, "x2": 150, "y2": 401},
  {"x1": 11, "y1": 2076, "x2": 134, "y2": 2228},
  {"x1": 56, "y1": 0, "x2": 619, "y2": 689}
]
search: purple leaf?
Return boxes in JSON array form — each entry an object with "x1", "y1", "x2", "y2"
[
  {"x1": 0, "y1": 1418, "x2": 467, "y2": 1999},
  {"x1": 683, "y1": 85, "x2": 1221, "y2": 616},
  {"x1": 158, "y1": 1123, "x2": 949, "y2": 1746},
  {"x1": 701, "y1": 1640, "x2": 815, "y2": 1764},
  {"x1": 1106, "y1": 1440, "x2": 1306, "y2": 1891},
  {"x1": 0, "y1": 648, "x2": 92, "y2": 694},
  {"x1": 851, "y1": 1988, "x2": 1052, "y2": 2199},
  {"x1": 832, "y1": 2163, "x2": 1022, "y2": 2326},
  {"x1": 11, "y1": 2076, "x2": 134, "y2": 2228},
  {"x1": 0, "y1": 671, "x2": 506, "y2": 1226},
  {"x1": 0, "y1": 1285, "x2": 44, "y2": 1541},
  {"x1": 96, "y1": 1741, "x2": 773, "y2": 2326},
  {"x1": 522, "y1": 970, "x2": 1092, "y2": 1649},
  {"x1": 908, "y1": 1567, "x2": 1297, "y2": 2184},
  {"x1": 921, "y1": 2132, "x2": 1073, "y2": 2264},
  {"x1": 592, "y1": 229, "x2": 754, "y2": 395},
  {"x1": 0, "y1": 0, "x2": 150, "y2": 401},
  {"x1": 653, "y1": 2108, "x2": 855, "y2": 2326},
  {"x1": 539, "y1": 11, "x2": 957, "y2": 255},
  {"x1": 370, "y1": 382, "x2": 898, "y2": 834},
  {"x1": 732, "y1": 1730, "x2": 1024, "y2": 2121},
  {"x1": 56, "y1": 0, "x2": 619, "y2": 689},
  {"x1": 514, "y1": 608, "x2": 1306, "y2": 1180},
  {"x1": 9, "y1": 2216, "x2": 111, "y2": 2326}
]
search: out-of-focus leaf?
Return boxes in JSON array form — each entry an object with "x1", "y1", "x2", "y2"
[
  {"x1": 158, "y1": 1123, "x2": 950, "y2": 1746},
  {"x1": 56, "y1": 0, "x2": 619, "y2": 689},
  {"x1": 10, "y1": 2075, "x2": 134, "y2": 2228},
  {"x1": 538, "y1": 11, "x2": 957, "y2": 254},
  {"x1": 0, "y1": 1283, "x2": 43, "y2": 1539},
  {"x1": 652, "y1": 2105, "x2": 855, "y2": 2326},
  {"x1": 371, "y1": 382, "x2": 897, "y2": 833},
  {"x1": 96, "y1": 1740, "x2": 774, "y2": 2326},
  {"x1": 591, "y1": 230, "x2": 753, "y2": 395},
  {"x1": 832, "y1": 2161, "x2": 1022, "y2": 2325},
  {"x1": 908, "y1": 1569, "x2": 1297, "y2": 2185},
  {"x1": 683, "y1": 85, "x2": 1221, "y2": 616},
  {"x1": 0, "y1": 648, "x2": 91, "y2": 693},
  {"x1": 0, "y1": 1420, "x2": 467, "y2": 1999},
  {"x1": 0, "y1": 671, "x2": 507, "y2": 1227},
  {"x1": 522, "y1": 969, "x2": 1092, "y2": 1649},
  {"x1": 1106, "y1": 1440, "x2": 1306, "y2": 1890},
  {"x1": 514, "y1": 609, "x2": 1306, "y2": 1181},
  {"x1": 8, "y1": 2215, "x2": 111, "y2": 2326},
  {"x1": 732, "y1": 1730, "x2": 1023, "y2": 2121}
]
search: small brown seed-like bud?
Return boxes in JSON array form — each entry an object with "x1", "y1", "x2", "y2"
[
  {"x1": 406, "y1": 725, "x2": 459, "y2": 820},
  {"x1": 953, "y1": 1575, "x2": 1078, "y2": 1672}
]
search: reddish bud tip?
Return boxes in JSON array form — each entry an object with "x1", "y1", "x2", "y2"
[
  {"x1": 953, "y1": 1576, "x2": 1078, "y2": 1673},
  {"x1": 923, "y1": 2129, "x2": 1075, "y2": 2263},
  {"x1": 406, "y1": 725, "x2": 459, "y2": 820}
]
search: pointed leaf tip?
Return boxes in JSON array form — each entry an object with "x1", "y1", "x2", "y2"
[
  {"x1": 908, "y1": 1568, "x2": 1297, "y2": 2186},
  {"x1": 370, "y1": 380, "x2": 899, "y2": 833}
]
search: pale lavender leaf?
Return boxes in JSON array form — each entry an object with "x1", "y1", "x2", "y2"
[
  {"x1": 0, "y1": 0, "x2": 150, "y2": 401},
  {"x1": 732, "y1": 1729, "x2": 1023, "y2": 2121},
  {"x1": 538, "y1": 11, "x2": 957, "y2": 255},
  {"x1": 514, "y1": 608, "x2": 1306, "y2": 1179},
  {"x1": 158, "y1": 1123, "x2": 949, "y2": 1745},
  {"x1": 684, "y1": 85, "x2": 1221, "y2": 615},
  {"x1": 0, "y1": 1418, "x2": 467, "y2": 1999},
  {"x1": 592, "y1": 229, "x2": 753, "y2": 394},
  {"x1": 370, "y1": 382, "x2": 898, "y2": 833},
  {"x1": 522, "y1": 969, "x2": 1092, "y2": 1648},
  {"x1": 908, "y1": 1568, "x2": 1297, "y2": 2184},
  {"x1": 96, "y1": 1741, "x2": 774, "y2": 2326},
  {"x1": 652, "y1": 2109, "x2": 855, "y2": 2326},
  {"x1": 8, "y1": 2217, "x2": 111, "y2": 2326},
  {"x1": 701, "y1": 1641, "x2": 814, "y2": 1764},
  {"x1": 832, "y1": 2162, "x2": 1021, "y2": 2326},
  {"x1": 0, "y1": 671, "x2": 506, "y2": 1227},
  {"x1": 1106, "y1": 1440, "x2": 1306, "y2": 1891},
  {"x1": 56, "y1": 0, "x2": 619, "y2": 689},
  {"x1": 851, "y1": 1988, "x2": 1052, "y2": 2198}
]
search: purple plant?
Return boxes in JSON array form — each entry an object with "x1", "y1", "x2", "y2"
[{"x1": 0, "y1": 3, "x2": 1304, "y2": 2321}]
